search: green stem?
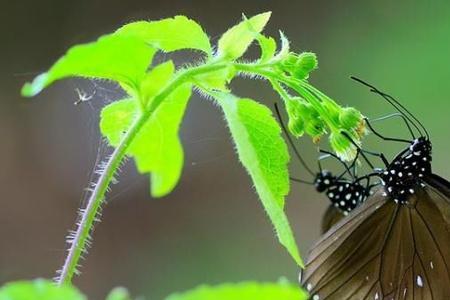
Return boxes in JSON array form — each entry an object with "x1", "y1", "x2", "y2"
[
  {"x1": 57, "y1": 58, "x2": 346, "y2": 284},
  {"x1": 57, "y1": 62, "x2": 228, "y2": 285},
  {"x1": 269, "y1": 79, "x2": 291, "y2": 103}
]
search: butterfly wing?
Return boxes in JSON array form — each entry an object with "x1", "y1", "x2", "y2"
[
  {"x1": 321, "y1": 205, "x2": 345, "y2": 234},
  {"x1": 302, "y1": 175, "x2": 450, "y2": 299}
]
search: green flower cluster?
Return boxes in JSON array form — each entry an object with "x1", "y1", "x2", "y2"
[
  {"x1": 286, "y1": 98, "x2": 323, "y2": 139},
  {"x1": 282, "y1": 83, "x2": 366, "y2": 160},
  {"x1": 262, "y1": 49, "x2": 367, "y2": 161},
  {"x1": 279, "y1": 52, "x2": 318, "y2": 80}
]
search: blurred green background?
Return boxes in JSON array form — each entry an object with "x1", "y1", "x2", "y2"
[{"x1": 0, "y1": 1, "x2": 449, "y2": 299}]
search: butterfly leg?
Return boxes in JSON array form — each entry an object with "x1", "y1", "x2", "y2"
[
  {"x1": 274, "y1": 102, "x2": 316, "y2": 177},
  {"x1": 319, "y1": 149, "x2": 354, "y2": 180},
  {"x1": 340, "y1": 131, "x2": 377, "y2": 169}
]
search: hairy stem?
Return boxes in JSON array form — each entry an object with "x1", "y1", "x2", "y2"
[
  {"x1": 57, "y1": 62, "x2": 228, "y2": 285},
  {"x1": 57, "y1": 59, "x2": 332, "y2": 284}
]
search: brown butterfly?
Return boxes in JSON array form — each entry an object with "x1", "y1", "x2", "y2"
[{"x1": 301, "y1": 78, "x2": 450, "y2": 299}]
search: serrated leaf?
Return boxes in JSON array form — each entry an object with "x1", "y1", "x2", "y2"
[
  {"x1": 217, "y1": 12, "x2": 272, "y2": 60},
  {"x1": 116, "y1": 16, "x2": 212, "y2": 55},
  {"x1": 140, "y1": 60, "x2": 175, "y2": 106},
  {"x1": 22, "y1": 34, "x2": 156, "y2": 97},
  {"x1": 257, "y1": 35, "x2": 277, "y2": 63},
  {"x1": 100, "y1": 84, "x2": 191, "y2": 197},
  {"x1": 165, "y1": 281, "x2": 308, "y2": 300},
  {"x1": 215, "y1": 93, "x2": 302, "y2": 266},
  {"x1": 274, "y1": 31, "x2": 290, "y2": 61},
  {"x1": 0, "y1": 279, "x2": 86, "y2": 300}
]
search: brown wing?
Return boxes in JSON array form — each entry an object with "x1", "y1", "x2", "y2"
[
  {"x1": 321, "y1": 205, "x2": 346, "y2": 234},
  {"x1": 301, "y1": 179, "x2": 450, "y2": 300}
]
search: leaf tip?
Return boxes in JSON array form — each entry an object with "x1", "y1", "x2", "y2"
[
  {"x1": 150, "y1": 186, "x2": 166, "y2": 198},
  {"x1": 260, "y1": 11, "x2": 272, "y2": 20},
  {"x1": 21, "y1": 73, "x2": 49, "y2": 97},
  {"x1": 250, "y1": 11, "x2": 272, "y2": 29}
]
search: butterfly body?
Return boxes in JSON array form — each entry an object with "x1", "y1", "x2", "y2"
[
  {"x1": 315, "y1": 171, "x2": 369, "y2": 215},
  {"x1": 380, "y1": 137, "x2": 432, "y2": 204}
]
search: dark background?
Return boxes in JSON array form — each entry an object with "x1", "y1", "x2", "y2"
[{"x1": 1, "y1": 1, "x2": 449, "y2": 299}]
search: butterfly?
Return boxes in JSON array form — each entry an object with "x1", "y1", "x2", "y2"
[
  {"x1": 274, "y1": 103, "x2": 378, "y2": 233},
  {"x1": 301, "y1": 78, "x2": 450, "y2": 299}
]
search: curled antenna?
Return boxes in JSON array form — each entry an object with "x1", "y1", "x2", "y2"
[
  {"x1": 350, "y1": 76, "x2": 429, "y2": 139},
  {"x1": 274, "y1": 102, "x2": 315, "y2": 177}
]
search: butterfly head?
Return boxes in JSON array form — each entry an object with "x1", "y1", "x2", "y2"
[
  {"x1": 381, "y1": 137, "x2": 432, "y2": 204},
  {"x1": 314, "y1": 171, "x2": 336, "y2": 193},
  {"x1": 409, "y1": 137, "x2": 432, "y2": 156}
]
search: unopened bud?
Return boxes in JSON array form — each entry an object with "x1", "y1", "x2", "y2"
[
  {"x1": 298, "y1": 101, "x2": 317, "y2": 119},
  {"x1": 281, "y1": 53, "x2": 298, "y2": 68},
  {"x1": 305, "y1": 118, "x2": 326, "y2": 138},
  {"x1": 286, "y1": 98, "x2": 301, "y2": 118},
  {"x1": 293, "y1": 52, "x2": 318, "y2": 79},
  {"x1": 288, "y1": 116, "x2": 305, "y2": 137},
  {"x1": 339, "y1": 107, "x2": 363, "y2": 130},
  {"x1": 329, "y1": 131, "x2": 357, "y2": 161}
]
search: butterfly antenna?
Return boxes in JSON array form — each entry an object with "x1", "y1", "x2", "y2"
[
  {"x1": 369, "y1": 113, "x2": 416, "y2": 140},
  {"x1": 350, "y1": 76, "x2": 423, "y2": 137},
  {"x1": 317, "y1": 156, "x2": 323, "y2": 173},
  {"x1": 364, "y1": 118, "x2": 412, "y2": 144},
  {"x1": 381, "y1": 91, "x2": 430, "y2": 139},
  {"x1": 290, "y1": 177, "x2": 314, "y2": 184},
  {"x1": 274, "y1": 102, "x2": 315, "y2": 177},
  {"x1": 350, "y1": 76, "x2": 427, "y2": 138}
]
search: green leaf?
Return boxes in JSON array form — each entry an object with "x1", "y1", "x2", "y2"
[
  {"x1": 217, "y1": 12, "x2": 272, "y2": 60},
  {"x1": 274, "y1": 31, "x2": 290, "y2": 61},
  {"x1": 165, "y1": 282, "x2": 308, "y2": 300},
  {"x1": 22, "y1": 34, "x2": 156, "y2": 97},
  {"x1": 215, "y1": 93, "x2": 302, "y2": 266},
  {"x1": 0, "y1": 279, "x2": 86, "y2": 300},
  {"x1": 257, "y1": 35, "x2": 277, "y2": 63},
  {"x1": 100, "y1": 84, "x2": 191, "y2": 197},
  {"x1": 140, "y1": 60, "x2": 175, "y2": 106},
  {"x1": 106, "y1": 287, "x2": 131, "y2": 300},
  {"x1": 116, "y1": 16, "x2": 212, "y2": 55}
]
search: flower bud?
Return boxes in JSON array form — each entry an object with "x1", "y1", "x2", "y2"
[
  {"x1": 288, "y1": 116, "x2": 305, "y2": 137},
  {"x1": 304, "y1": 117, "x2": 326, "y2": 138},
  {"x1": 293, "y1": 52, "x2": 318, "y2": 79},
  {"x1": 285, "y1": 98, "x2": 301, "y2": 118},
  {"x1": 284, "y1": 53, "x2": 298, "y2": 66},
  {"x1": 329, "y1": 131, "x2": 357, "y2": 161},
  {"x1": 339, "y1": 107, "x2": 363, "y2": 130},
  {"x1": 280, "y1": 53, "x2": 298, "y2": 74},
  {"x1": 298, "y1": 101, "x2": 317, "y2": 119}
]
